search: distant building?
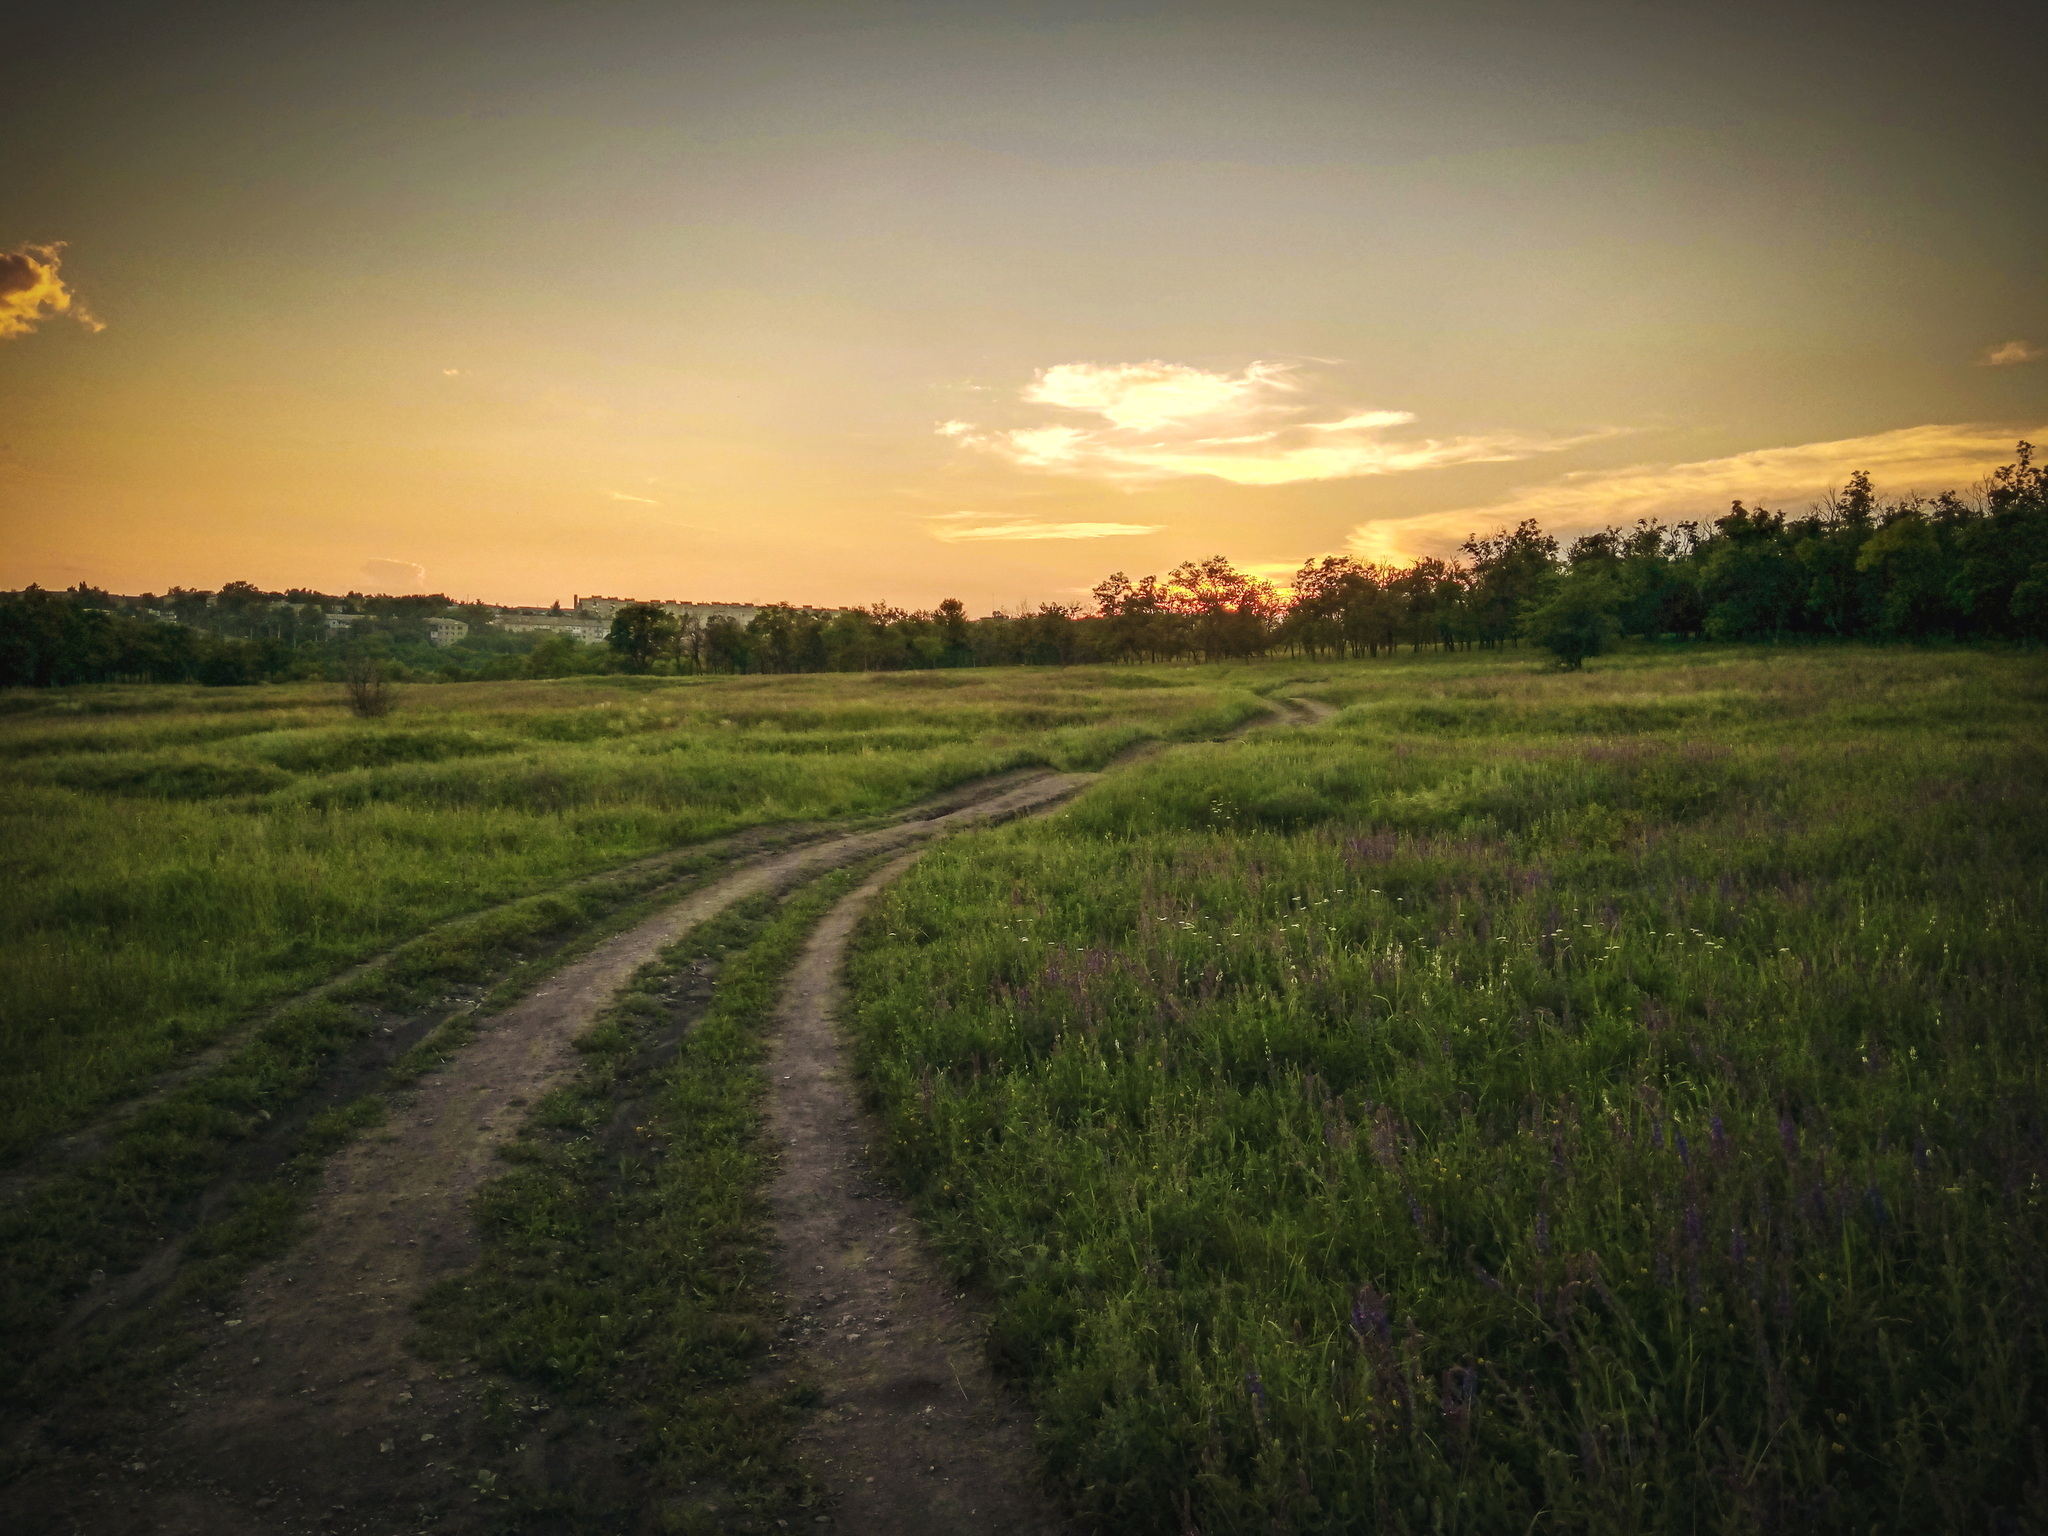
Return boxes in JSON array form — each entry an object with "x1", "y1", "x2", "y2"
[
  {"x1": 425, "y1": 618, "x2": 469, "y2": 648},
  {"x1": 325, "y1": 613, "x2": 365, "y2": 633},
  {"x1": 491, "y1": 614, "x2": 608, "y2": 645},
  {"x1": 563, "y1": 595, "x2": 848, "y2": 634},
  {"x1": 662, "y1": 602, "x2": 761, "y2": 627}
]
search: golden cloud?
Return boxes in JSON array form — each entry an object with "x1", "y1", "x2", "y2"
[
  {"x1": 1346, "y1": 422, "x2": 2047, "y2": 564},
  {"x1": 0, "y1": 242, "x2": 103, "y2": 340},
  {"x1": 928, "y1": 513, "x2": 1164, "y2": 543},
  {"x1": 945, "y1": 360, "x2": 1598, "y2": 486},
  {"x1": 1981, "y1": 340, "x2": 2042, "y2": 367},
  {"x1": 1022, "y1": 360, "x2": 1292, "y2": 431}
]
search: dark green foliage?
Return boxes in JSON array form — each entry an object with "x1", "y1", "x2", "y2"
[{"x1": 1519, "y1": 571, "x2": 1620, "y2": 670}]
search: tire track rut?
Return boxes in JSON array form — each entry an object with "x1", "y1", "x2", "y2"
[
  {"x1": 3, "y1": 770, "x2": 1091, "y2": 1534},
  {"x1": 764, "y1": 854, "x2": 1067, "y2": 1535}
]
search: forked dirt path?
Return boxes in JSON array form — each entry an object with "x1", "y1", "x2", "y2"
[
  {"x1": 9, "y1": 702, "x2": 1342, "y2": 1531},
  {"x1": 3, "y1": 770, "x2": 1093, "y2": 1535},
  {"x1": 763, "y1": 853, "x2": 1067, "y2": 1535}
]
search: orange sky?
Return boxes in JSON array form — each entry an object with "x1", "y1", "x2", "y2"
[{"x1": 3, "y1": 2, "x2": 2044, "y2": 609}]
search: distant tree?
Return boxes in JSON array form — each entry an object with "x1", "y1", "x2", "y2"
[
  {"x1": 1162, "y1": 556, "x2": 1279, "y2": 659},
  {"x1": 935, "y1": 597, "x2": 972, "y2": 662},
  {"x1": 702, "y1": 615, "x2": 753, "y2": 673},
  {"x1": 1701, "y1": 502, "x2": 1803, "y2": 640},
  {"x1": 1461, "y1": 519, "x2": 1557, "y2": 648},
  {"x1": 607, "y1": 603, "x2": 680, "y2": 673},
  {"x1": 342, "y1": 649, "x2": 395, "y2": 716},
  {"x1": 1520, "y1": 569, "x2": 1620, "y2": 670}
]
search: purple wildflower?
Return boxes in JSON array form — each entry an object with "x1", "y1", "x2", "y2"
[
  {"x1": 1535, "y1": 1212, "x2": 1550, "y2": 1255},
  {"x1": 1684, "y1": 1203, "x2": 1702, "y2": 1247},
  {"x1": 1441, "y1": 1365, "x2": 1476, "y2": 1428},
  {"x1": 1651, "y1": 1117, "x2": 1665, "y2": 1151},
  {"x1": 1730, "y1": 1226, "x2": 1747, "y2": 1266},
  {"x1": 1656, "y1": 1252, "x2": 1673, "y2": 1288},
  {"x1": 1709, "y1": 1115, "x2": 1729, "y2": 1160},
  {"x1": 1351, "y1": 1283, "x2": 1393, "y2": 1345},
  {"x1": 1780, "y1": 1115, "x2": 1799, "y2": 1159},
  {"x1": 1676, "y1": 1131, "x2": 1692, "y2": 1168},
  {"x1": 1866, "y1": 1183, "x2": 1889, "y2": 1226},
  {"x1": 1245, "y1": 1370, "x2": 1266, "y2": 1408}
]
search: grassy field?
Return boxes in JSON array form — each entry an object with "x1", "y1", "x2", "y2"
[
  {"x1": 846, "y1": 647, "x2": 2048, "y2": 1531},
  {"x1": 0, "y1": 668, "x2": 1259, "y2": 1161}
]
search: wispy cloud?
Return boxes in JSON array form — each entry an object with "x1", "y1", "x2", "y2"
[
  {"x1": 1981, "y1": 340, "x2": 2042, "y2": 367},
  {"x1": 942, "y1": 360, "x2": 1597, "y2": 486},
  {"x1": 605, "y1": 490, "x2": 661, "y2": 504},
  {"x1": 929, "y1": 512, "x2": 1164, "y2": 543},
  {"x1": 1344, "y1": 422, "x2": 2045, "y2": 564},
  {"x1": 0, "y1": 242, "x2": 103, "y2": 340}
]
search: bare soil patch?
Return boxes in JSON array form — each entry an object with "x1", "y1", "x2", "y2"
[{"x1": 764, "y1": 854, "x2": 1069, "y2": 1536}]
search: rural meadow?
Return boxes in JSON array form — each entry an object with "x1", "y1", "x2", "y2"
[
  {"x1": 2, "y1": 630, "x2": 2043, "y2": 1533},
  {"x1": 6, "y1": 1, "x2": 2047, "y2": 1532}
]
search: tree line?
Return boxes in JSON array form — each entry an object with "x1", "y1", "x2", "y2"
[
  {"x1": 609, "y1": 442, "x2": 2047, "y2": 673},
  {"x1": 5, "y1": 444, "x2": 2042, "y2": 688}
]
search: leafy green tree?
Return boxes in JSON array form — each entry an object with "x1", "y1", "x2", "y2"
[
  {"x1": 1520, "y1": 568, "x2": 1619, "y2": 669},
  {"x1": 1701, "y1": 502, "x2": 1804, "y2": 640},
  {"x1": 1461, "y1": 520, "x2": 1557, "y2": 648},
  {"x1": 607, "y1": 603, "x2": 680, "y2": 673}
]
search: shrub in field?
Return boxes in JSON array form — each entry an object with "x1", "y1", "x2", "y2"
[
  {"x1": 1519, "y1": 570, "x2": 1620, "y2": 671},
  {"x1": 848, "y1": 651, "x2": 2048, "y2": 1532},
  {"x1": 342, "y1": 650, "x2": 394, "y2": 717}
]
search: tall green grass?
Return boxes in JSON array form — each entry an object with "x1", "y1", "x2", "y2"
[
  {"x1": 847, "y1": 647, "x2": 2048, "y2": 1532},
  {"x1": 0, "y1": 670, "x2": 1259, "y2": 1161}
]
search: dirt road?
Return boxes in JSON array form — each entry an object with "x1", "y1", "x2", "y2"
[
  {"x1": 6, "y1": 695, "x2": 1341, "y2": 1531},
  {"x1": 763, "y1": 853, "x2": 1068, "y2": 1535},
  {"x1": 3, "y1": 770, "x2": 1092, "y2": 1534}
]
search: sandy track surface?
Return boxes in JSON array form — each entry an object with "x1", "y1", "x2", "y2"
[{"x1": 763, "y1": 854, "x2": 1068, "y2": 1535}]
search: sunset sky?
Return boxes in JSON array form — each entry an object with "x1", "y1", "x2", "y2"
[{"x1": 4, "y1": 1, "x2": 2044, "y2": 610}]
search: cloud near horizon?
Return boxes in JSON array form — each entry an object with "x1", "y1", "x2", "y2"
[
  {"x1": 1343, "y1": 422, "x2": 2046, "y2": 564},
  {"x1": 0, "y1": 243, "x2": 103, "y2": 340},
  {"x1": 941, "y1": 360, "x2": 1599, "y2": 486},
  {"x1": 360, "y1": 558, "x2": 426, "y2": 590},
  {"x1": 1981, "y1": 340, "x2": 2042, "y2": 367},
  {"x1": 928, "y1": 512, "x2": 1163, "y2": 543}
]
